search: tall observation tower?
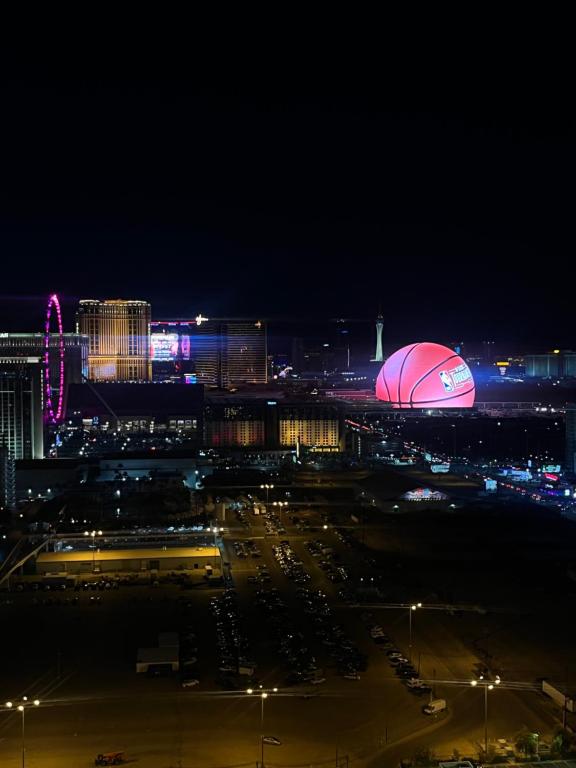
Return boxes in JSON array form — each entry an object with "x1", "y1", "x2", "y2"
[{"x1": 373, "y1": 312, "x2": 384, "y2": 362}]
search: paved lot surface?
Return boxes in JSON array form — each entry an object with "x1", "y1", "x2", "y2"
[{"x1": 0, "y1": 498, "x2": 571, "y2": 767}]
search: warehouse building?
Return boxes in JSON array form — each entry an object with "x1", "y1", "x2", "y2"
[{"x1": 36, "y1": 546, "x2": 221, "y2": 577}]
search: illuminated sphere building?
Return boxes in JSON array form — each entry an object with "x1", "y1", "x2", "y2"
[{"x1": 376, "y1": 342, "x2": 475, "y2": 409}]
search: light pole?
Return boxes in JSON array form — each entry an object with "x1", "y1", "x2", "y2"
[
  {"x1": 247, "y1": 686, "x2": 278, "y2": 768},
  {"x1": 84, "y1": 529, "x2": 102, "y2": 572},
  {"x1": 272, "y1": 501, "x2": 287, "y2": 522},
  {"x1": 211, "y1": 526, "x2": 222, "y2": 548},
  {"x1": 471, "y1": 675, "x2": 500, "y2": 756},
  {"x1": 260, "y1": 484, "x2": 274, "y2": 510},
  {"x1": 5, "y1": 697, "x2": 40, "y2": 768},
  {"x1": 408, "y1": 602, "x2": 422, "y2": 662}
]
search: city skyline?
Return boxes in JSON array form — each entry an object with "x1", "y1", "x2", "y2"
[
  {"x1": 1, "y1": 81, "x2": 575, "y2": 345},
  {"x1": 2, "y1": 71, "x2": 576, "y2": 768},
  {"x1": 0, "y1": 294, "x2": 573, "y2": 355}
]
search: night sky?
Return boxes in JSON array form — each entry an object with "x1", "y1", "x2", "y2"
[{"x1": 1, "y1": 79, "x2": 574, "y2": 346}]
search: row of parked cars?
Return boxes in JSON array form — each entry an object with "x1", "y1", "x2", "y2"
[
  {"x1": 305, "y1": 539, "x2": 349, "y2": 584},
  {"x1": 273, "y1": 541, "x2": 310, "y2": 584},
  {"x1": 262, "y1": 510, "x2": 286, "y2": 536},
  {"x1": 232, "y1": 539, "x2": 261, "y2": 559},
  {"x1": 248, "y1": 564, "x2": 272, "y2": 585},
  {"x1": 296, "y1": 587, "x2": 366, "y2": 678},
  {"x1": 31, "y1": 595, "x2": 84, "y2": 606},
  {"x1": 235, "y1": 507, "x2": 250, "y2": 528},
  {"x1": 363, "y1": 615, "x2": 432, "y2": 695},
  {"x1": 210, "y1": 589, "x2": 256, "y2": 688},
  {"x1": 16, "y1": 580, "x2": 120, "y2": 592},
  {"x1": 180, "y1": 625, "x2": 200, "y2": 688},
  {"x1": 254, "y1": 588, "x2": 324, "y2": 686}
]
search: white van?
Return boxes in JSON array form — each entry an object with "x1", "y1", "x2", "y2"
[{"x1": 422, "y1": 698, "x2": 446, "y2": 715}]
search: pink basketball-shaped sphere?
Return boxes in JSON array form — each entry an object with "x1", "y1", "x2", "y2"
[{"x1": 376, "y1": 342, "x2": 475, "y2": 409}]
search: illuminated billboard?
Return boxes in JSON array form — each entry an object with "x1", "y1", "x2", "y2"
[
  {"x1": 401, "y1": 487, "x2": 448, "y2": 501},
  {"x1": 430, "y1": 463, "x2": 450, "y2": 473},
  {"x1": 151, "y1": 333, "x2": 179, "y2": 361},
  {"x1": 376, "y1": 342, "x2": 475, "y2": 409}
]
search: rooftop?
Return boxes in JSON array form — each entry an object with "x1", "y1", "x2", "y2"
[{"x1": 38, "y1": 546, "x2": 220, "y2": 563}]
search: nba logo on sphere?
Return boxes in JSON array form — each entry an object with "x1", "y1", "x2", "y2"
[
  {"x1": 439, "y1": 370, "x2": 454, "y2": 393},
  {"x1": 376, "y1": 342, "x2": 475, "y2": 409}
]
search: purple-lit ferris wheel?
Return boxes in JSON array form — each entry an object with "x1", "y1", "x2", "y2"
[{"x1": 44, "y1": 293, "x2": 65, "y2": 423}]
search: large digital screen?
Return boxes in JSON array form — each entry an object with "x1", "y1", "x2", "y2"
[{"x1": 151, "y1": 333, "x2": 179, "y2": 361}]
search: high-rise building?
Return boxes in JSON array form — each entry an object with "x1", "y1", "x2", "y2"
[
  {"x1": 0, "y1": 332, "x2": 89, "y2": 384},
  {"x1": 152, "y1": 318, "x2": 267, "y2": 388},
  {"x1": 77, "y1": 300, "x2": 151, "y2": 382},
  {"x1": 0, "y1": 445, "x2": 16, "y2": 511},
  {"x1": 222, "y1": 320, "x2": 267, "y2": 387},
  {"x1": 192, "y1": 320, "x2": 222, "y2": 386},
  {"x1": 565, "y1": 405, "x2": 576, "y2": 476},
  {"x1": 0, "y1": 357, "x2": 44, "y2": 459},
  {"x1": 199, "y1": 319, "x2": 267, "y2": 388}
]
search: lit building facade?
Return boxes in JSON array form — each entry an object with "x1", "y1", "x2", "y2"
[
  {"x1": 524, "y1": 352, "x2": 576, "y2": 379},
  {"x1": 151, "y1": 318, "x2": 267, "y2": 388},
  {"x1": 204, "y1": 403, "x2": 265, "y2": 447},
  {"x1": 0, "y1": 357, "x2": 44, "y2": 459},
  {"x1": 77, "y1": 300, "x2": 151, "y2": 382},
  {"x1": 0, "y1": 332, "x2": 89, "y2": 384},
  {"x1": 524, "y1": 354, "x2": 561, "y2": 378},
  {"x1": 565, "y1": 405, "x2": 576, "y2": 476},
  {"x1": 0, "y1": 445, "x2": 16, "y2": 511},
  {"x1": 278, "y1": 404, "x2": 343, "y2": 451},
  {"x1": 223, "y1": 320, "x2": 267, "y2": 386},
  {"x1": 194, "y1": 319, "x2": 267, "y2": 388},
  {"x1": 204, "y1": 398, "x2": 344, "y2": 451}
]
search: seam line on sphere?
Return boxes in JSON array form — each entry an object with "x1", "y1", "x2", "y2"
[
  {"x1": 397, "y1": 343, "x2": 420, "y2": 406},
  {"x1": 382, "y1": 368, "x2": 392, "y2": 403},
  {"x1": 411, "y1": 384, "x2": 476, "y2": 405},
  {"x1": 408, "y1": 353, "x2": 460, "y2": 405}
]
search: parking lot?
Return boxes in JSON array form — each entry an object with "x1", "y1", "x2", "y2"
[{"x1": 0, "y1": 498, "x2": 566, "y2": 767}]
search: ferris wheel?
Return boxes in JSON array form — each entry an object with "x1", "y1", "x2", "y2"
[{"x1": 44, "y1": 293, "x2": 65, "y2": 423}]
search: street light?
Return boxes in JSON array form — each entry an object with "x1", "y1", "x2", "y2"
[
  {"x1": 211, "y1": 526, "x2": 222, "y2": 547},
  {"x1": 408, "y1": 602, "x2": 422, "y2": 662},
  {"x1": 5, "y1": 696, "x2": 40, "y2": 768},
  {"x1": 272, "y1": 501, "x2": 287, "y2": 522},
  {"x1": 246, "y1": 686, "x2": 278, "y2": 768},
  {"x1": 470, "y1": 675, "x2": 501, "y2": 756},
  {"x1": 260, "y1": 484, "x2": 274, "y2": 509},
  {"x1": 84, "y1": 529, "x2": 102, "y2": 572}
]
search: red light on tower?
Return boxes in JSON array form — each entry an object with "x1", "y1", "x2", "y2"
[{"x1": 376, "y1": 342, "x2": 475, "y2": 409}]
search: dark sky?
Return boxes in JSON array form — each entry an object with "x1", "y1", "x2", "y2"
[{"x1": 1, "y1": 78, "x2": 574, "y2": 347}]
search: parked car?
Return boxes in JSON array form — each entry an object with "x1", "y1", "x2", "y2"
[{"x1": 95, "y1": 753, "x2": 125, "y2": 766}]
